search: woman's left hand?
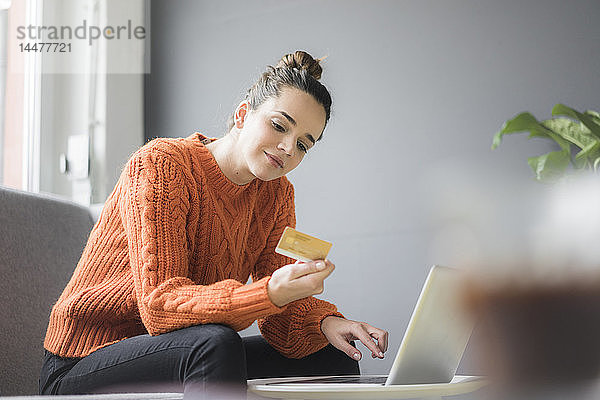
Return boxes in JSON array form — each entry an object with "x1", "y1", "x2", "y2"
[{"x1": 321, "y1": 316, "x2": 389, "y2": 361}]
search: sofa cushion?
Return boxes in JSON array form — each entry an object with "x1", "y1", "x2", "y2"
[{"x1": 0, "y1": 186, "x2": 95, "y2": 395}]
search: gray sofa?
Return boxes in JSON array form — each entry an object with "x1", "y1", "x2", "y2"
[
  {"x1": 0, "y1": 185, "x2": 95, "y2": 396},
  {"x1": 0, "y1": 186, "x2": 183, "y2": 399}
]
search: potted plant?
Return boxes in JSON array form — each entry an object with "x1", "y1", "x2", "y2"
[{"x1": 492, "y1": 104, "x2": 600, "y2": 182}]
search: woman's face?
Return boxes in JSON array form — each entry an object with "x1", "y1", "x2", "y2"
[{"x1": 237, "y1": 86, "x2": 327, "y2": 181}]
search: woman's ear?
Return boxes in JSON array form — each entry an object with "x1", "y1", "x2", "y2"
[{"x1": 234, "y1": 101, "x2": 249, "y2": 129}]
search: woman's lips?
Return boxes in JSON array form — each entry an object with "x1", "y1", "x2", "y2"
[{"x1": 265, "y1": 152, "x2": 284, "y2": 168}]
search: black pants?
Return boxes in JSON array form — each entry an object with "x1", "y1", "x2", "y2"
[{"x1": 40, "y1": 324, "x2": 359, "y2": 399}]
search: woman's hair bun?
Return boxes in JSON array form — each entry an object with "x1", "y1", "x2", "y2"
[
  {"x1": 276, "y1": 50, "x2": 324, "y2": 80},
  {"x1": 230, "y1": 50, "x2": 332, "y2": 132}
]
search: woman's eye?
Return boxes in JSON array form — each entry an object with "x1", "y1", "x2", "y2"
[
  {"x1": 271, "y1": 121, "x2": 285, "y2": 132},
  {"x1": 297, "y1": 141, "x2": 308, "y2": 153}
]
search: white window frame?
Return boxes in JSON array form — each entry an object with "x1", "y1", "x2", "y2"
[
  {"x1": 0, "y1": 8, "x2": 7, "y2": 183},
  {"x1": 22, "y1": 0, "x2": 42, "y2": 192}
]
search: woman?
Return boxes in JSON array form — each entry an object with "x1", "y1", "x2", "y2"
[{"x1": 40, "y1": 51, "x2": 388, "y2": 398}]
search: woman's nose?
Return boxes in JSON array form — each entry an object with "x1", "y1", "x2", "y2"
[{"x1": 277, "y1": 138, "x2": 294, "y2": 156}]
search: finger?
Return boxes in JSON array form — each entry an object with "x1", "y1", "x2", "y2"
[
  {"x1": 290, "y1": 261, "x2": 323, "y2": 278},
  {"x1": 365, "y1": 325, "x2": 389, "y2": 353},
  {"x1": 316, "y1": 259, "x2": 332, "y2": 271},
  {"x1": 362, "y1": 323, "x2": 386, "y2": 350},
  {"x1": 315, "y1": 259, "x2": 335, "y2": 278},
  {"x1": 354, "y1": 325, "x2": 385, "y2": 359},
  {"x1": 317, "y1": 260, "x2": 335, "y2": 278},
  {"x1": 324, "y1": 258, "x2": 335, "y2": 268},
  {"x1": 297, "y1": 260, "x2": 335, "y2": 280},
  {"x1": 369, "y1": 332, "x2": 387, "y2": 354},
  {"x1": 379, "y1": 330, "x2": 389, "y2": 353},
  {"x1": 329, "y1": 336, "x2": 362, "y2": 361}
]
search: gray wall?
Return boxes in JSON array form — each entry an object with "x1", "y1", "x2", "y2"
[{"x1": 147, "y1": 0, "x2": 600, "y2": 374}]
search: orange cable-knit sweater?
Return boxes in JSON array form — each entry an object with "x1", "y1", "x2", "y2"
[{"x1": 44, "y1": 132, "x2": 343, "y2": 359}]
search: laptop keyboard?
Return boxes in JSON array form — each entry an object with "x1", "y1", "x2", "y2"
[{"x1": 267, "y1": 376, "x2": 387, "y2": 385}]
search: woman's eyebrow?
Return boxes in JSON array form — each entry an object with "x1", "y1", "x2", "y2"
[
  {"x1": 276, "y1": 110, "x2": 316, "y2": 145},
  {"x1": 276, "y1": 110, "x2": 296, "y2": 126}
]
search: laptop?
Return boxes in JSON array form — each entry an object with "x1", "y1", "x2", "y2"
[{"x1": 249, "y1": 265, "x2": 484, "y2": 395}]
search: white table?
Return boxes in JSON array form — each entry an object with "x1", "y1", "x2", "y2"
[{"x1": 248, "y1": 375, "x2": 487, "y2": 400}]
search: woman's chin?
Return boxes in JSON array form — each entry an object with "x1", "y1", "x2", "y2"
[
  {"x1": 256, "y1": 174, "x2": 281, "y2": 182},
  {"x1": 252, "y1": 168, "x2": 282, "y2": 182}
]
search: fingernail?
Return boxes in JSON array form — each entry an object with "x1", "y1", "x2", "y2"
[
  {"x1": 353, "y1": 353, "x2": 361, "y2": 360},
  {"x1": 379, "y1": 352, "x2": 384, "y2": 357},
  {"x1": 316, "y1": 261, "x2": 325, "y2": 270}
]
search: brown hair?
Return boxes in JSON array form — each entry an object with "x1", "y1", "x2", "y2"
[{"x1": 228, "y1": 50, "x2": 332, "y2": 139}]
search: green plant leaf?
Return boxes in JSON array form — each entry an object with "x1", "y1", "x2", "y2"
[
  {"x1": 541, "y1": 118, "x2": 597, "y2": 150},
  {"x1": 594, "y1": 157, "x2": 600, "y2": 172},
  {"x1": 492, "y1": 112, "x2": 541, "y2": 149},
  {"x1": 584, "y1": 110, "x2": 600, "y2": 126},
  {"x1": 552, "y1": 104, "x2": 600, "y2": 141},
  {"x1": 492, "y1": 112, "x2": 570, "y2": 154},
  {"x1": 527, "y1": 150, "x2": 570, "y2": 182},
  {"x1": 575, "y1": 141, "x2": 600, "y2": 168}
]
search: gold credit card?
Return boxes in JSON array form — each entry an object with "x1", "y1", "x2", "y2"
[{"x1": 275, "y1": 226, "x2": 332, "y2": 262}]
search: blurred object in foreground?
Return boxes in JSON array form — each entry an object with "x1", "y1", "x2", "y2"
[
  {"x1": 465, "y1": 276, "x2": 600, "y2": 384},
  {"x1": 463, "y1": 173, "x2": 600, "y2": 397},
  {"x1": 531, "y1": 175, "x2": 600, "y2": 275}
]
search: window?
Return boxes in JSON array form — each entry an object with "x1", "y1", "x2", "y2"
[
  {"x1": 1, "y1": 0, "x2": 145, "y2": 205},
  {"x1": 0, "y1": 5, "x2": 7, "y2": 186},
  {"x1": 1, "y1": 0, "x2": 41, "y2": 192}
]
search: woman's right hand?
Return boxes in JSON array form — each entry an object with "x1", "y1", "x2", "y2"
[{"x1": 267, "y1": 259, "x2": 335, "y2": 307}]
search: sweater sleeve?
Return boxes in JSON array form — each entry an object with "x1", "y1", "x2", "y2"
[
  {"x1": 252, "y1": 182, "x2": 345, "y2": 359},
  {"x1": 119, "y1": 147, "x2": 283, "y2": 335}
]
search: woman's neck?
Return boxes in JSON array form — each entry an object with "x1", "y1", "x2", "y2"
[{"x1": 204, "y1": 132, "x2": 255, "y2": 186}]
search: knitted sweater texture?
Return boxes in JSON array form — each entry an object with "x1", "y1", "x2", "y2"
[{"x1": 44, "y1": 132, "x2": 342, "y2": 359}]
